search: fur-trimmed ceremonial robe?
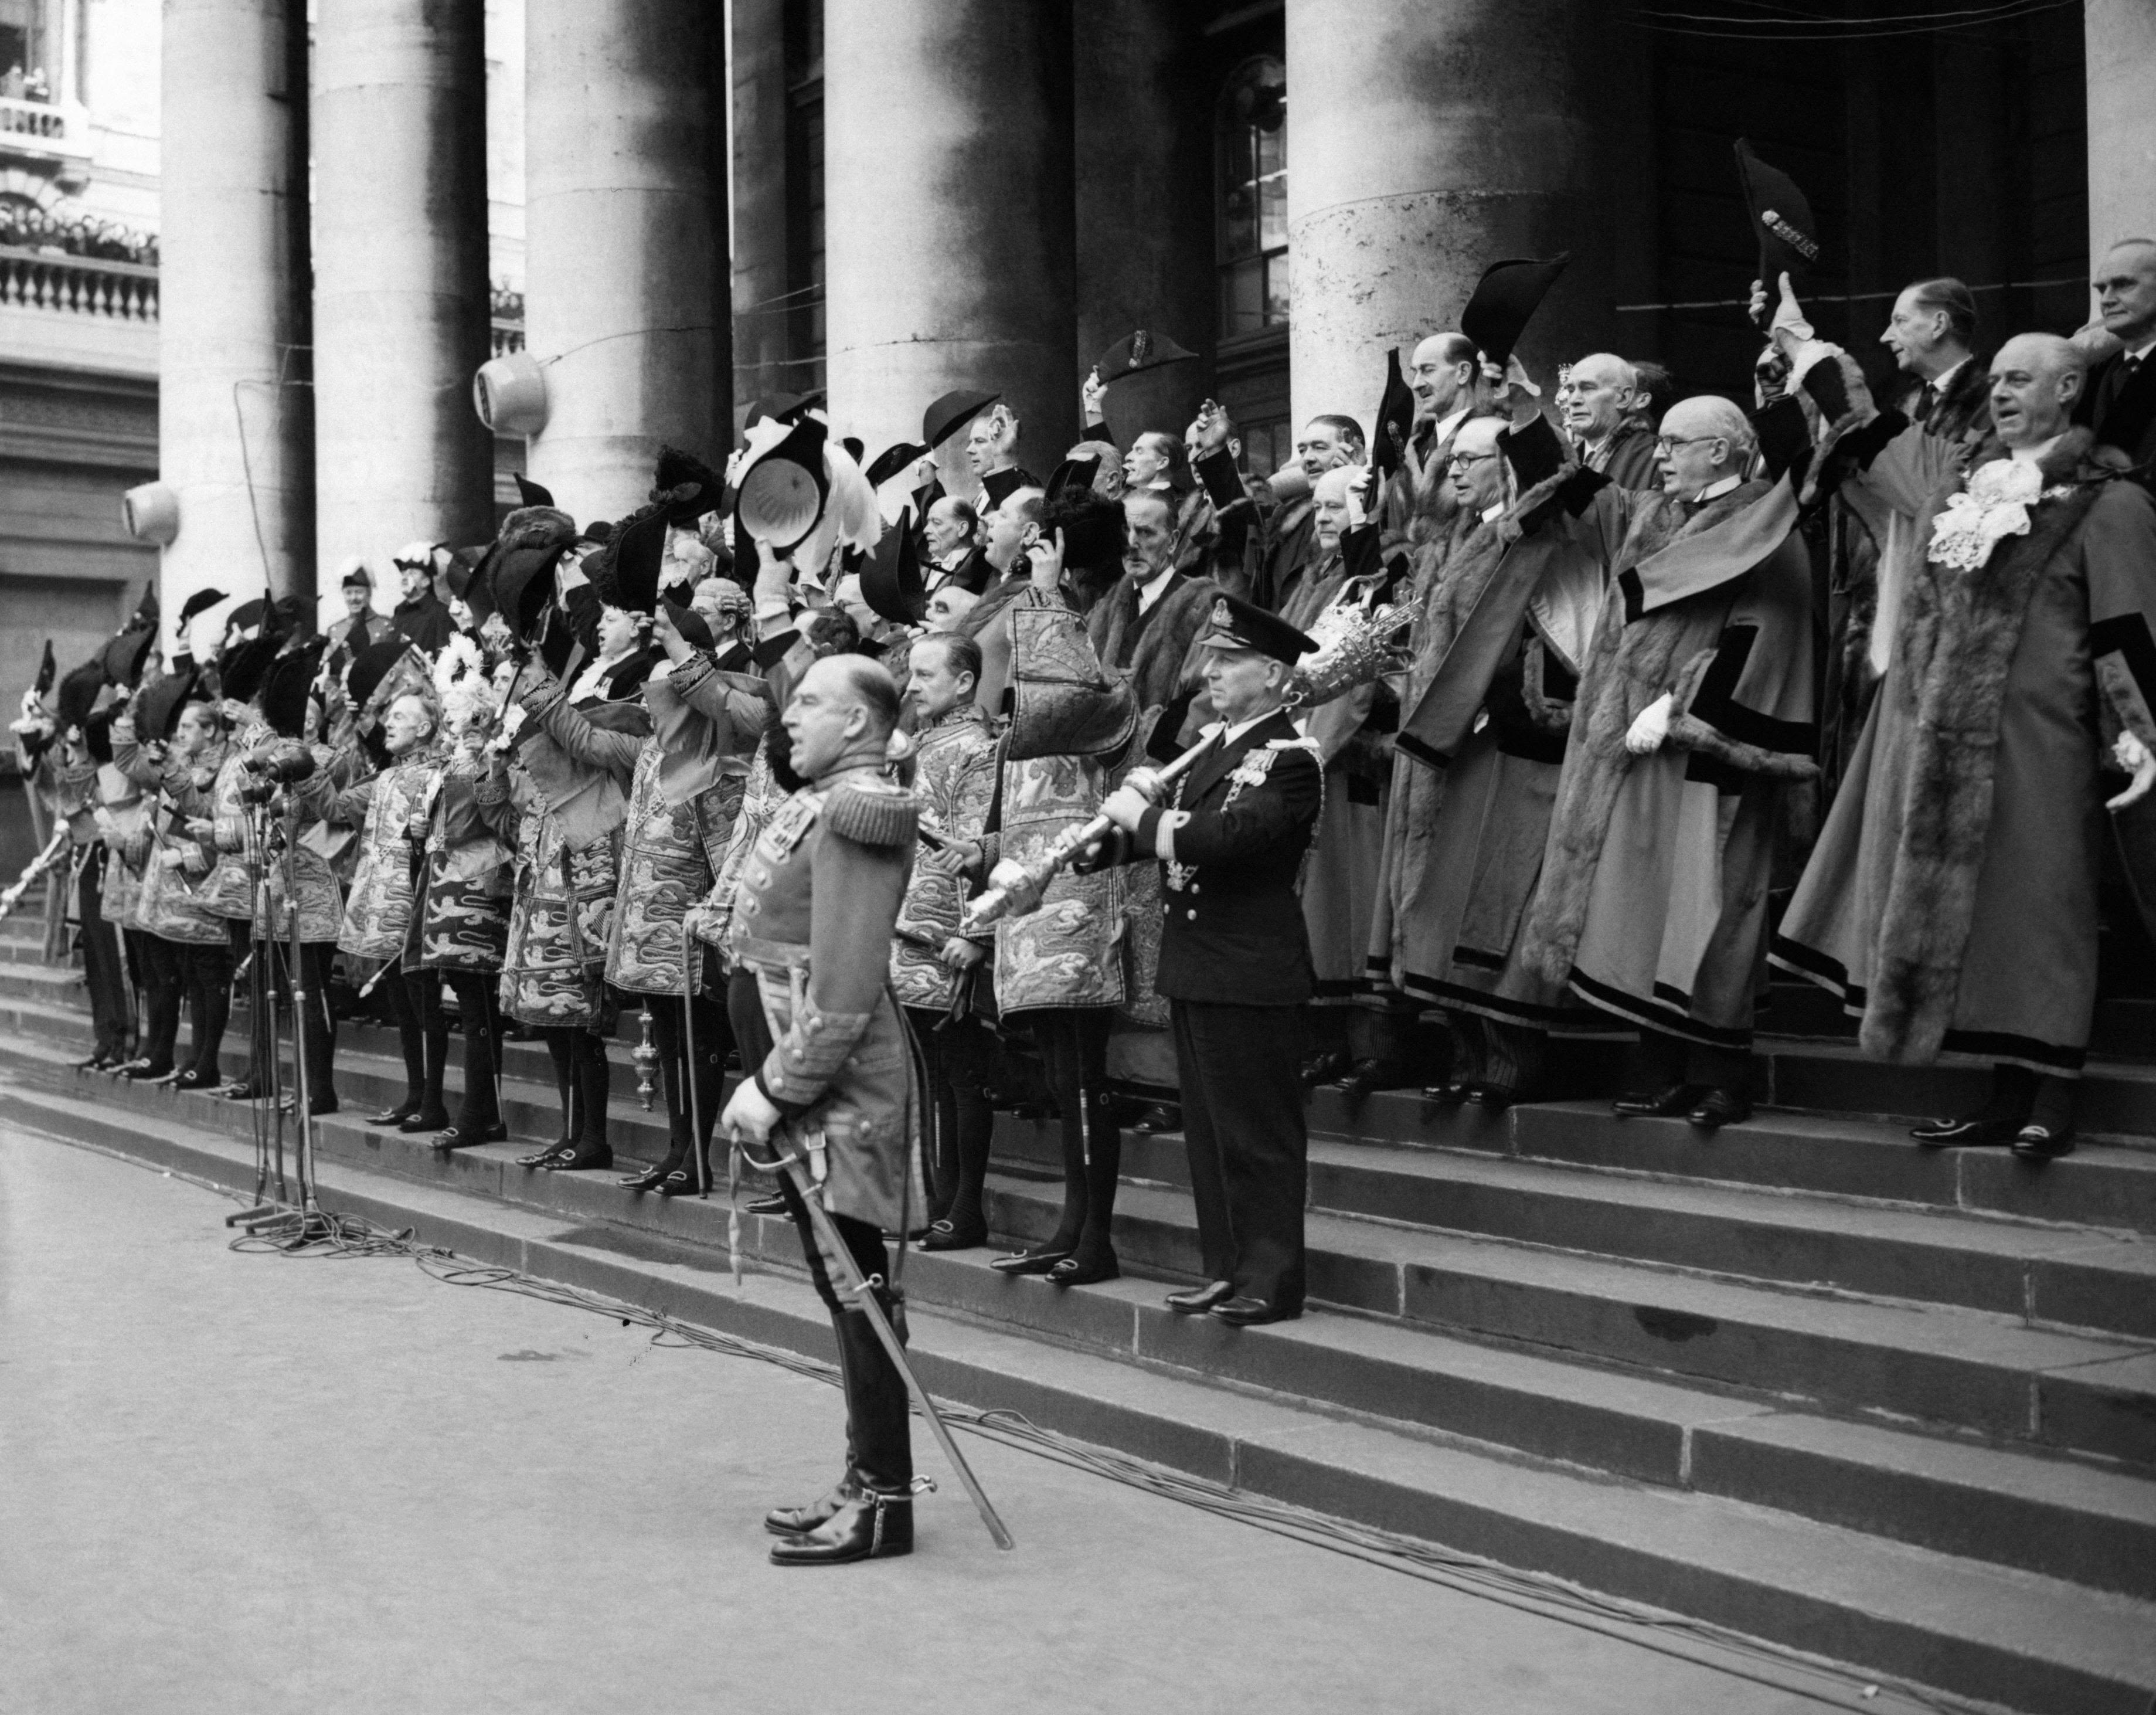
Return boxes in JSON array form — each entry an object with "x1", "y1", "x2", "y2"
[
  {"x1": 726, "y1": 763, "x2": 924, "y2": 1237},
  {"x1": 1774, "y1": 427, "x2": 2156, "y2": 1075},
  {"x1": 1378, "y1": 472, "x2": 1611, "y2": 1032},
  {"x1": 1516, "y1": 476, "x2": 1818, "y2": 1051},
  {"x1": 1282, "y1": 546, "x2": 1402, "y2": 1005}
]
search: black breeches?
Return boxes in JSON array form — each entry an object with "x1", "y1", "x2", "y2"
[
  {"x1": 906, "y1": 1007, "x2": 995, "y2": 1228},
  {"x1": 776, "y1": 1169, "x2": 895, "y2": 1318},
  {"x1": 644, "y1": 989, "x2": 730, "y2": 1154},
  {"x1": 138, "y1": 936, "x2": 185, "y2": 1071},
  {"x1": 179, "y1": 939, "x2": 234, "y2": 1078},
  {"x1": 383, "y1": 964, "x2": 450, "y2": 1105},
  {"x1": 1027, "y1": 1006, "x2": 1119, "y2": 1259},
  {"x1": 76, "y1": 847, "x2": 128, "y2": 1055},
  {"x1": 442, "y1": 971, "x2": 499, "y2": 1129}
]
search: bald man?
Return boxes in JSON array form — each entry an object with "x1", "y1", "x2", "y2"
[
  {"x1": 2078, "y1": 238, "x2": 2156, "y2": 468},
  {"x1": 1518, "y1": 393, "x2": 1818, "y2": 1129},
  {"x1": 1558, "y1": 354, "x2": 1659, "y2": 491},
  {"x1": 1778, "y1": 331, "x2": 2156, "y2": 1159},
  {"x1": 719, "y1": 653, "x2": 927, "y2": 1563}
]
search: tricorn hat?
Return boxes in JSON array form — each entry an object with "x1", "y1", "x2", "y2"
[
  {"x1": 176, "y1": 587, "x2": 227, "y2": 628},
  {"x1": 1043, "y1": 485, "x2": 1125, "y2": 582},
  {"x1": 101, "y1": 624, "x2": 157, "y2": 691},
  {"x1": 980, "y1": 467, "x2": 1031, "y2": 510},
  {"x1": 734, "y1": 415, "x2": 832, "y2": 554},
  {"x1": 262, "y1": 639, "x2": 327, "y2": 740},
  {"x1": 1091, "y1": 327, "x2": 1196, "y2": 383},
  {"x1": 485, "y1": 504, "x2": 578, "y2": 640},
  {"x1": 137, "y1": 667, "x2": 198, "y2": 742},
  {"x1": 1461, "y1": 253, "x2": 1570, "y2": 368},
  {"x1": 1735, "y1": 138, "x2": 1821, "y2": 286},
  {"x1": 923, "y1": 389, "x2": 999, "y2": 453},
  {"x1": 225, "y1": 596, "x2": 267, "y2": 637},
  {"x1": 864, "y1": 442, "x2": 928, "y2": 488},
  {"x1": 1371, "y1": 348, "x2": 1419, "y2": 482},
  {"x1": 513, "y1": 473, "x2": 556, "y2": 510},
  {"x1": 1045, "y1": 453, "x2": 1102, "y2": 502},
  {"x1": 32, "y1": 639, "x2": 53, "y2": 696},
  {"x1": 56, "y1": 661, "x2": 102, "y2": 732},
  {"x1": 744, "y1": 392, "x2": 819, "y2": 430},
  {"x1": 218, "y1": 631, "x2": 280, "y2": 705},
  {"x1": 658, "y1": 595, "x2": 714, "y2": 651},
  {"x1": 585, "y1": 505, "x2": 669, "y2": 614},
  {"x1": 859, "y1": 512, "x2": 927, "y2": 626}
]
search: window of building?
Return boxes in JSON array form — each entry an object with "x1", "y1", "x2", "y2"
[{"x1": 1216, "y1": 56, "x2": 1287, "y2": 341}]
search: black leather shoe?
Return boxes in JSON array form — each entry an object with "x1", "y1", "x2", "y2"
[
  {"x1": 1337, "y1": 1058, "x2": 1410, "y2": 1102},
  {"x1": 2011, "y1": 1123, "x2": 2077, "y2": 1161},
  {"x1": 1686, "y1": 1088, "x2": 1752, "y2": 1129},
  {"x1": 516, "y1": 1138, "x2": 575, "y2": 1167},
  {"x1": 768, "y1": 1486, "x2": 914, "y2": 1565},
  {"x1": 542, "y1": 1141, "x2": 613, "y2": 1172},
  {"x1": 655, "y1": 1163, "x2": 713, "y2": 1198},
  {"x1": 1422, "y1": 1081, "x2": 1472, "y2": 1105},
  {"x1": 371, "y1": 1099, "x2": 421, "y2": 1127},
  {"x1": 1165, "y1": 1279, "x2": 1233, "y2": 1315},
  {"x1": 1211, "y1": 1295, "x2": 1297, "y2": 1327},
  {"x1": 919, "y1": 1217, "x2": 987, "y2": 1252},
  {"x1": 989, "y1": 1246, "x2": 1072, "y2": 1276},
  {"x1": 1299, "y1": 1048, "x2": 1352, "y2": 1088},
  {"x1": 120, "y1": 1060, "x2": 173, "y2": 1082},
  {"x1": 173, "y1": 1067, "x2": 223, "y2": 1091},
  {"x1": 1465, "y1": 1084, "x2": 1519, "y2": 1110},
  {"x1": 618, "y1": 1154, "x2": 683, "y2": 1191},
  {"x1": 743, "y1": 1193, "x2": 788, "y2": 1216},
  {"x1": 432, "y1": 1122, "x2": 506, "y2": 1152},
  {"x1": 1046, "y1": 1251, "x2": 1119, "y2": 1288},
  {"x1": 1613, "y1": 1082, "x2": 1702, "y2": 1119},
  {"x1": 764, "y1": 1473, "x2": 862, "y2": 1537},
  {"x1": 1910, "y1": 1116, "x2": 2019, "y2": 1149},
  {"x1": 398, "y1": 1108, "x2": 451, "y2": 1133},
  {"x1": 1132, "y1": 1103, "x2": 1181, "y2": 1134}
]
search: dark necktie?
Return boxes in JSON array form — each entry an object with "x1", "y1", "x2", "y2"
[
  {"x1": 2101, "y1": 353, "x2": 2141, "y2": 420},
  {"x1": 1914, "y1": 382, "x2": 1938, "y2": 426}
]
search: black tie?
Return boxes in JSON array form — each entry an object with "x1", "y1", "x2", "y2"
[
  {"x1": 1915, "y1": 382, "x2": 1938, "y2": 426},
  {"x1": 2103, "y1": 353, "x2": 2141, "y2": 419}
]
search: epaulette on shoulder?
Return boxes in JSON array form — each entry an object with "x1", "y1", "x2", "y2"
[
  {"x1": 824, "y1": 777, "x2": 919, "y2": 848},
  {"x1": 1266, "y1": 735, "x2": 1322, "y2": 755}
]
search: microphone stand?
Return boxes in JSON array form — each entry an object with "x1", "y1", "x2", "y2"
[{"x1": 226, "y1": 794, "x2": 281, "y2": 1226}]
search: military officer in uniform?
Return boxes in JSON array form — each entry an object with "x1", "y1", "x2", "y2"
[
  {"x1": 719, "y1": 654, "x2": 926, "y2": 1565},
  {"x1": 1086, "y1": 594, "x2": 1324, "y2": 1326}
]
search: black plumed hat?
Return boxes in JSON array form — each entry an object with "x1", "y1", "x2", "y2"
[
  {"x1": 485, "y1": 505, "x2": 578, "y2": 640},
  {"x1": 261, "y1": 640, "x2": 327, "y2": 740}
]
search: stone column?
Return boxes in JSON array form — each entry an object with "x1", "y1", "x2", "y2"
[
  {"x1": 729, "y1": 0, "x2": 794, "y2": 427},
  {"x1": 312, "y1": 0, "x2": 493, "y2": 589},
  {"x1": 157, "y1": 0, "x2": 314, "y2": 646},
  {"x1": 2087, "y1": 0, "x2": 2156, "y2": 266},
  {"x1": 1284, "y1": 0, "x2": 1609, "y2": 435},
  {"x1": 823, "y1": 0, "x2": 1075, "y2": 494},
  {"x1": 523, "y1": 0, "x2": 728, "y2": 524},
  {"x1": 1072, "y1": 0, "x2": 1213, "y2": 447}
]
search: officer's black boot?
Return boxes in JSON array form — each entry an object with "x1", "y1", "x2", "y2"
[
  {"x1": 770, "y1": 1306, "x2": 915, "y2": 1565},
  {"x1": 764, "y1": 1315, "x2": 861, "y2": 1536}
]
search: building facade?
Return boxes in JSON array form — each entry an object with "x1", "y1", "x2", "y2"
[{"x1": 18, "y1": 0, "x2": 2152, "y2": 657}]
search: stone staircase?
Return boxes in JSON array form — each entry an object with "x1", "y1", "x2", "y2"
[{"x1": 2, "y1": 916, "x2": 2152, "y2": 1714}]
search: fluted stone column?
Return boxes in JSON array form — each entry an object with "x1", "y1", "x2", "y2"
[
  {"x1": 523, "y1": 0, "x2": 727, "y2": 523},
  {"x1": 824, "y1": 0, "x2": 1075, "y2": 495},
  {"x1": 158, "y1": 0, "x2": 314, "y2": 647},
  {"x1": 2087, "y1": 0, "x2": 2156, "y2": 263},
  {"x1": 729, "y1": 0, "x2": 794, "y2": 426},
  {"x1": 312, "y1": 0, "x2": 493, "y2": 586},
  {"x1": 1284, "y1": 0, "x2": 1609, "y2": 434}
]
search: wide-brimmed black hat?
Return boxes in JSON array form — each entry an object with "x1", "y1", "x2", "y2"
[
  {"x1": 1461, "y1": 254, "x2": 1570, "y2": 368},
  {"x1": 1091, "y1": 327, "x2": 1196, "y2": 383},
  {"x1": 979, "y1": 467, "x2": 1032, "y2": 510},
  {"x1": 225, "y1": 596, "x2": 267, "y2": 637},
  {"x1": 864, "y1": 442, "x2": 928, "y2": 488},
  {"x1": 744, "y1": 392, "x2": 821, "y2": 430},
  {"x1": 485, "y1": 505, "x2": 578, "y2": 640},
  {"x1": 859, "y1": 512, "x2": 926, "y2": 626},
  {"x1": 1045, "y1": 454, "x2": 1102, "y2": 502},
  {"x1": 733, "y1": 416, "x2": 831, "y2": 554},
  {"x1": 1195, "y1": 593, "x2": 1316, "y2": 665},
  {"x1": 176, "y1": 587, "x2": 227, "y2": 629},
  {"x1": 262, "y1": 639, "x2": 327, "y2": 739},
  {"x1": 346, "y1": 636, "x2": 416, "y2": 712},
  {"x1": 923, "y1": 389, "x2": 999, "y2": 453}
]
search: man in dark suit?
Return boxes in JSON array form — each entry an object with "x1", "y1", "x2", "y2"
[
  {"x1": 1089, "y1": 593, "x2": 1323, "y2": 1325},
  {"x1": 2080, "y1": 239, "x2": 2156, "y2": 471}
]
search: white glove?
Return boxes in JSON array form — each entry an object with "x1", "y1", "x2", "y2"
[
  {"x1": 2110, "y1": 730, "x2": 2156, "y2": 811},
  {"x1": 1625, "y1": 692, "x2": 1675, "y2": 755},
  {"x1": 720, "y1": 1074, "x2": 782, "y2": 1145}
]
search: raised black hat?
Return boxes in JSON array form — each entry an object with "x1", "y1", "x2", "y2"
[
  {"x1": 1461, "y1": 253, "x2": 1570, "y2": 368},
  {"x1": 586, "y1": 505, "x2": 668, "y2": 614},
  {"x1": 486, "y1": 505, "x2": 578, "y2": 640},
  {"x1": 1043, "y1": 485, "x2": 1125, "y2": 581},
  {"x1": 225, "y1": 596, "x2": 267, "y2": 637},
  {"x1": 744, "y1": 392, "x2": 821, "y2": 430},
  {"x1": 1092, "y1": 328, "x2": 1197, "y2": 383},
  {"x1": 733, "y1": 416, "x2": 831, "y2": 554},
  {"x1": 514, "y1": 473, "x2": 556, "y2": 510},
  {"x1": 176, "y1": 587, "x2": 227, "y2": 628},
  {"x1": 137, "y1": 667, "x2": 198, "y2": 743},
  {"x1": 101, "y1": 623, "x2": 156, "y2": 690},
  {"x1": 32, "y1": 639, "x2": 53, "y2": 695},
  {"x1": 83, "y1": 704, "x2": 118, "y2": 765},
  {"x1": 652, "y1": 446, "x2": 723, "y2": 524},
  {"x1": 864, "y1": 442, "x2": 927, "y2": 488},
  {"x1": 56, "y1": 661, "x2": 102, "y2": 732},
  {"x1": 1371, "y1": 348, "x2": 1418, "y2": 481},
  {"x1": 218, "y1": 631, "x2": 280, "y2": 705},
  {"x1": 1195, "y1": 592, "x2": 1317, "y2": 665},
  {"x1": 979, "y1": 466, "x2": 1032, "y2": 510},
  {"x1": 658, "y1": 594, "x2": 715, "y2": 652},
  {"x1": 262, "y1": 640, "x2": 327, "y2": 740},
  {"x1": 1735, "y1": 138, "x2": 1821, "y2": 287},
  {"x1": 923, "y1": 389, "x2": 999, "y2": 453},
  {"x1": 1045, "y1": 453, "x2": 1103, "y2": 502},
  {"x1": 345, "y1": 636, "x2": 418, "y2": 713},
  {"x1": 860, "y1": 512, "x2": 926, "y2": 626}
]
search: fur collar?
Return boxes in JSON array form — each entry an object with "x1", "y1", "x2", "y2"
[{"x1": 1086, "y1": 572, "x2": 1220, "y2": 715}]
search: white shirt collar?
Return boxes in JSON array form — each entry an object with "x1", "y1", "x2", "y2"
[
  {"x1": 1433, "y1": 405, "x2": 1471, "y2": 449},
  {"x1": 1692, "y1": 474, "x2": 1743, "y2": 504},
  {"x1": 1220, "y1": 707, "x2": 1282, "y2": 745},
  {"x1": 1928, "y1": 355, "x2": 1970, "y2": 391},
  {"x1": 1480, "y1": 498, "x2": 1506, "y2": 524},
  {"x1": 2127, "y1": 341, "x2": 2156, "y2": 365},
  {"x1": 567, "y1": 646, "x2": 632, "y2": 704},
  {"x1": 2009, "y1": 433, "x2": 2063, "y2": 466},
  {"x1": 1135, "y1": 565, "x2": 1178, "y2": 613}
]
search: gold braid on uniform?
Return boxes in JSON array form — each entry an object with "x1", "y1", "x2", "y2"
[{"x1": 822, "y1": 778, "x2": 917, "y2": 847}]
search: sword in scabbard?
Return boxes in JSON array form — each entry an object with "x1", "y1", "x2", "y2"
[{"x1": 734, "y1": 1128, "x2": 1016, "y2": 1552}]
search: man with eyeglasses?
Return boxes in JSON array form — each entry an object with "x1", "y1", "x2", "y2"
[{"x1": 1516, "y1": 393, "x2": 1817, "y2": 1133}]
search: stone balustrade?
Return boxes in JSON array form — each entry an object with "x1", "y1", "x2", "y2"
[{"x1": 0, "y1": 245, "x2": 158, "y2": 320}]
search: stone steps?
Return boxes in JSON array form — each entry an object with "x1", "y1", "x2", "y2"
[{"x1": 4, "y1": 1075, "x2": 2152, "y2": 1715}]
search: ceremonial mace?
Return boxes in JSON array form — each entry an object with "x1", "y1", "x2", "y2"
[{"x1": 732, "y1": 1124, "x2": 1015, "y2": 1551}]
